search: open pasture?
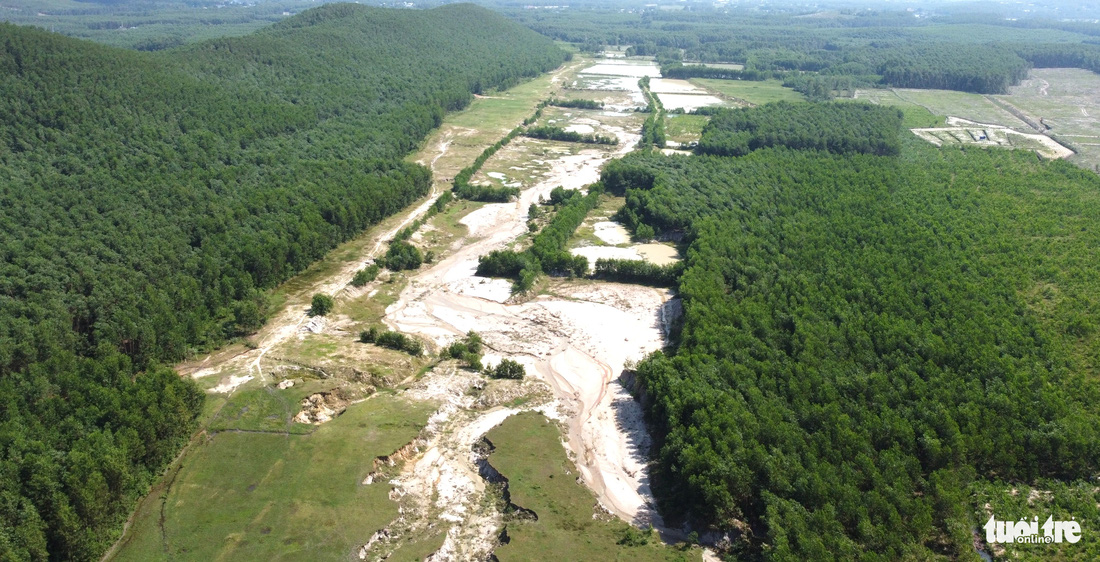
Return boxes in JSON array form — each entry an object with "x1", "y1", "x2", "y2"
[{"x1": 689, "y1": 78, "x2": 804, "y2": 105}]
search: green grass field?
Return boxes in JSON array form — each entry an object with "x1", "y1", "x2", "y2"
[
  {"x1": 890, "y1": 88, "x2": 1029, "y2": 128},
  {"x1": 691, "y1": 78, "x2": 804, "y2": 105},
  {"x1": 665, "y1": 114, "x2": 709, "y2": 145},
  {"x1": 110, "y1": 394, "x2": 433, "y2": 561},
  {"x1": 846, "y1": 89, "x2": 946, "y2": 128},
  {"x1": 486, "y1": 412, "x2": 700, "y2": 562}
]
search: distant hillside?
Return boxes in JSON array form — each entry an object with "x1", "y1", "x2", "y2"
[{"x1": 0, "y1": 5, "x2": 563, "y2": 560}]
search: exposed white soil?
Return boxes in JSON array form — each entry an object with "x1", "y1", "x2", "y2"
[
  {"x1": 911, "y1": 122, "x2": 1074, "y2": 159},
  {"x1": 637, "y1": 243, "x2": 681, "y2": 266},
  {"x1": 571, "y1": 245, "x2": 647, "y2": 267},
  {"x1": 580, "y1": 62, "x2": 662, "y2": 78},
  {"x1": 594, "y1": 221, "x2": 631, "y2": 245},
  {"x1": 649, "y1": 78, "x2": 706, "y2": 94},
  {"x1": 656, "y1": 92, "x2": 725, "y2": 112},
  {"x1": 571, "y1": 243, "x2": 681, "y2": 272},
  {"x1": 374, "y1": 125, "x2": 683, "y2": 551},
  {"x1": 209, "y1": 374, "x2": 253, "y2": 394},
  {"x1": 564, "y1": 123, "x2": 596, "y2": 134}
]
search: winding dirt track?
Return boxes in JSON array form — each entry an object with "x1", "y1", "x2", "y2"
[
  {"x1": 382, "y1": 129, "x2": 677, "y2": 531},
  {"x1": 183, "y1": 59, "x2": 689, "y2": 558}
]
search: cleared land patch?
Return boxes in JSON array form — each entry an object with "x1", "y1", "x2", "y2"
[
  {"x1": 665, "y1": 114, "x2": 709, "y2": 146},
  {"x1": 111, "y1": 395, "x2": 434, "y2": 561},
  {"x1": 486, "y1": 412, "x2": 700, "y2": 562},
  {"x1": 872, "y1": 69, "x2": 1100, "y2": 165},
  {"x1": 689, "y1": 78, "x2": 804, "y2": 105},
  {"x1": 891, "y1": 88, "x2": 1031, "y2": 128},
  {"x1": 1001, "y1": 68, "x2": 1100, "y2": 171},
  {"x1": 911, "y1": 121, "x2": 1074, "y2": 160}
]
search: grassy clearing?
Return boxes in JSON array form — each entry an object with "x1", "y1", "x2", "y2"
[
  {"x1": 275, "y1": 330, "x2": 429, "y2": 384},
  {"x1": 891, "y1": 88, "x2": 1029, "y2": 128},
  {"x1": 341, "y1": 275, "x2": 403, "y2": 325},
  {"x1": 486, "y1": 412, "x2": 700, "y2": 562},
  {"x1": 384, "y1": 530, "x2": 449, "y2": 562},
  {"x1": 112, "y1": 395, "x2": 433, "y2": 562},
  {"x1": 206, "y1": 382, "x2": 324, "y2": 434},
  {"x1": 664, "y1": 114, "x2": 708, "y2": 145},
  {"x1": 414, "y1": 198, "x2": 481, "y2": 255},
  {"x1": 691, "y1": 78, "x2": 804, "y2": 105},
  {"x1": 846, "y1": 89, "x2": 945, "y2": 128},
  {"x1": 111, "y1": 394, "x2": 434, "y2": 561}
]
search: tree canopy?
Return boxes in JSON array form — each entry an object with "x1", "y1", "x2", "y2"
[
  {"x1": 603, "y1": 107, "x2": 1100, "y2": 558},
  {"x1": 0, "y1": 5, "x2": 563, "y2": 560}
]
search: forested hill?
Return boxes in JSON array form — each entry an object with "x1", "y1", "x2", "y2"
[{"x1": 0, "y1": 6, "x2": 563, "y2": 560}]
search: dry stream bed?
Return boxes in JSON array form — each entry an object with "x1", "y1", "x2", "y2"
[{"x1": 113, "y1": 57, "x2": 702, "y2": 562}]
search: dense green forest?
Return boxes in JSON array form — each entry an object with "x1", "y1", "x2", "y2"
[
  {"x1": 695, "y1": 102, "x2": 902, "y2": 158},
  {"x1": 0, "y1": 5, "x2": 563, "y2": 560},
  {"x1": 603, "y1": 105, "x2": 1100, "y2": 558},
  {"x1": 506, "y1": 6, "x2": 1100, "y2": 95},
  {"x1": 0, "y1": 0, "x2": 320, "y2": 50}
]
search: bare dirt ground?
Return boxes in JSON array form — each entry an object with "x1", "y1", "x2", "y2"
[
  {"x1": 380, "y1": 127, "x2": 681, "y2": 531},
  {"x1": 173, "y1": 57, "x2": 691, "y2": 560},
  {"x1": 911, "y1": 122, "x2": 1074, "y2": 159}
]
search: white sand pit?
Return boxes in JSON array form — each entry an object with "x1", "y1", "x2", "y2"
[
  {"x1": 656, "y1": 92, "x2": 725, "y2": 112},
  {"x1": 452, "y1": 276, "x2": 513, "y2": 303},
  {"x1": 579, "y1": 62, "x2": 661, "y2": 78},
  {"x1": 649, "y1": 78, "x2": 707, "y2": 94},
  {"x1": 571, "y1": 246, "x2": 643, "y2": 270},
  {"x1": 460, "y1": 203, "x2": 510, "y2": 236},
  {"x1": 378, "y1": 125, "x2": 675, "y2": 539},
  {"x1": 636, "y1": 243, "x2": 680, "y2": 265},
  {"x1": 593, "y1": 221, "x2": 631, "y2": 245},
  {"x1": 571, "y1": 242, "x2": 680, "y2": 271}
]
